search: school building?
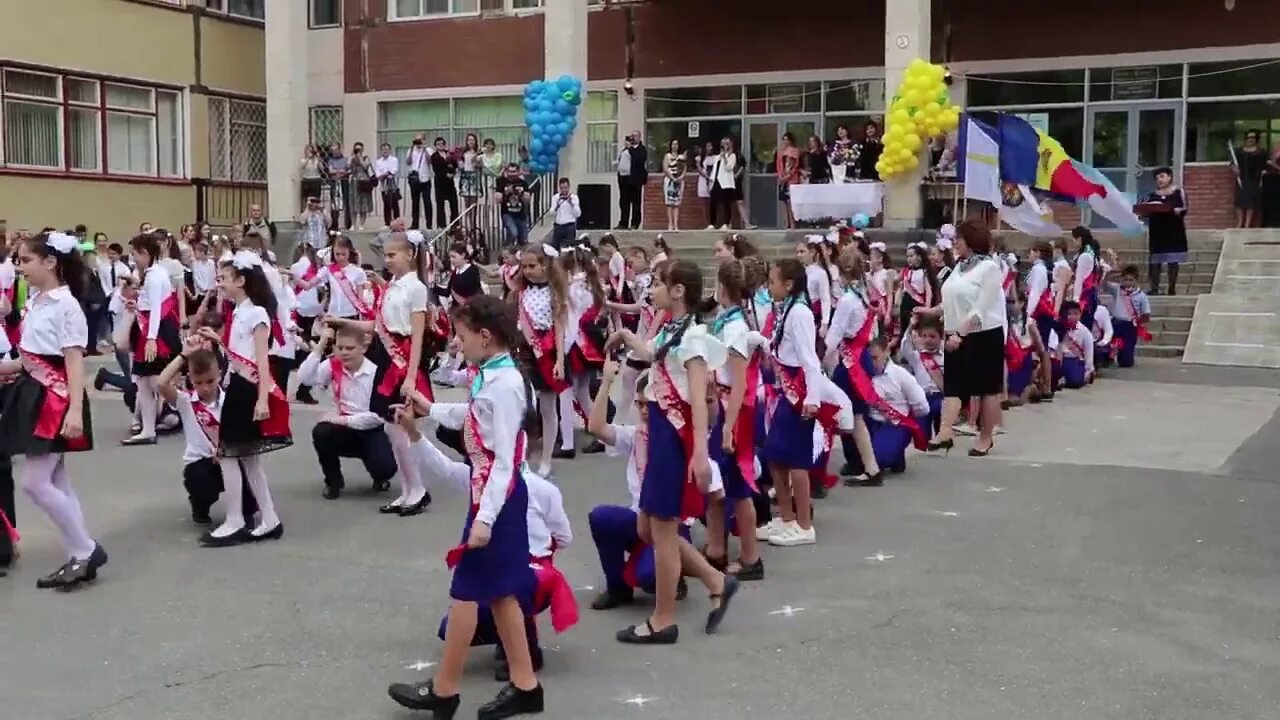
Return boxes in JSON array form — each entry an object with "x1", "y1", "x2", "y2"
[
  {"x1": 251, "y1": 0, "x2": 1278, "y2": 233},
  {"x1": 0, "y1": 0, "x2": 267, "y2": 242}
]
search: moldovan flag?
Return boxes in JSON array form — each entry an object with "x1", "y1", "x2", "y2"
[
  {"x1": 1072, "y1": 160, "x2": 1144, "y2": 234},
  {"x1": 996, "y1": 114, "x2": 1107, "y2": 200},
  {"x1": 959, "y1": 115, "x2": 1061, "y2": 237}
]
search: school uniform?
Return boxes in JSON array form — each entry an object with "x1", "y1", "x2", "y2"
[
  {"x1": 805, "y1": 262, "x2": 832, "y2": 333},
  {"x1": 129, "y1": 266, "x2": 181, "y2": 376},
  {"x1": 589, "y1": 424, "x2": 722, "y2": 600},
  {"x1": 175, "y1": 388, "x2": 259, "y2": 523},
  {"x1": 95, "y1": 258, "x2": 131, "y2": 341},
  {"x1": 368, "y1": 272, "x2": 434, "y2": 419},
  {"x1": 425, "y1": 353, "x2": 535, "y2": 606},
  {"x1": 866, "y1": 267, "x2": 892, "y2": 333},
  {"x1": 1092, "y1": 304, "x2": 1116, "y2": 368},
  {"x1": 263, "y1": 263, "x2": 298, "y2": 397},
  {"x1": 220, "y1": 299, "x2": 293, "y2": 456},
  {"x1": 518, "y1": 282, "x2": 570, "y2": 393},
  {"x1": 709, "y1": 307, "x2": 765, "y2": 502},
  {"x1": 1005, "y1": 318, "x2": 1036, "y2": 397},
  {"x1": 189, "y1": 258, "x2": 217, "y2": 317},
  {"x1": 320, "y1": 262, "x2": 372, "y2": 321},
  {"x1": 900, "y1": 331, "x2": 944, "y2": 434},
  {"x1": 0, "y1": 257, "x2": 17, "y2": 351},
  {"x1": 1026, "y1": 262, "x2": 1057, "y2": 348},
  {"x1": 564, "y1": 273, "x2": 605, "y2": 376},
  {"x1": 1073, "y1": 249, "x2": 1100, "y2": 329},
  {"x1": 824, "y1": 287, "x2": 877, "y2": 466},
  {"x1": 290, "y1": 257, "x2": 323, "y2": 338},
  {"x1": 898, "y1": 266, "x2": 930, "y2": 334},
  {"x1": 299, "y1": 353, "x2": 396, "y2": 494},
  {"x1": 1055, "y1": 321, "x2": 1094, "y2": 389},
  {"x1": 1110, "y1": 286, "x2": 1152, "y2": 368},
  {"x1": 447, "y1": 263, "x2": 483, "y2": 306},
  {"x1": 763, "y1": 299, "x2": 836, "y2": 471},
  {"x1": 864, "y1": 361, "x2": 931, "y2": 473}
]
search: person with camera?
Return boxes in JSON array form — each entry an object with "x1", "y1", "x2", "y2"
[
  {"x1": 300, "y1": 144, "x2": 325, "y2": 213},
  {"x1": 375, "y1": 143, "x2": 401, "y2": 228},
  {"x1": 350, "y1": 143, "x2": 375, "y2": 231},
  {"x1": 550, "y1": 177, "x2": 581, "y2": 249},
  {"x1": 324, "y1": 142, "x2": 351, "y2": 231},
  {"x1": 297, "y1": 196, "x2": 330, "y2": 251},
  {"x1": 496, "y1": 163, "x2": 532, "y2": 246},
  {"x1": 405, "y1": 133, "x2": 434, "y2": 230}
]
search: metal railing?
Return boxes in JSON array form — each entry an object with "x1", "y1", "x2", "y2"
[{"x1": 193, "y1": 178, "x2": 268, "y2": 228}]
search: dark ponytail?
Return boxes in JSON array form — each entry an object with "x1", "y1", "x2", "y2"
[
  {"x1": 29, "y1": 232, "x2": 87, "y2": 301},
  {"x1": 770, "y1": 257, "x2": 807, "y2": 352},
  {"x1": 221, "y1": 261, "x2": 279, "y2": 323},
  {"x1": 654, "y1": 258, "x2": 704, "y2": 364}
]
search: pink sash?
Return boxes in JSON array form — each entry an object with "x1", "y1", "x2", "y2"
[
  {"x1": 652, "y1": 359, "x2": 708, "y2": 521},
  {"x1": 329, "y1": 355, "x2": 347, "y2": 415},
  {"x1": 225, "y1": 346, "x2": 291, "y2": 438},
  {"x1": 191, "y1": 394, "x2": 221, "y2": 451},
  {"x1": 330, "y1": 264, "x2": 373, "y2": 320},
  {"x1": 21, "y1": 351, "x2": 90, "y2": 451}
]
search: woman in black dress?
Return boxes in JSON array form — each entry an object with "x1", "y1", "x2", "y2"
[
  {"x1": 803, "y1": 135, "x2": 831, "y2": 184},
  {"x1": 1142, "y1": 166, "x2": 1188, "y2": 296},
  {"x1": 1233, "y1": 130, "x2": 1266, "y2": 228}
]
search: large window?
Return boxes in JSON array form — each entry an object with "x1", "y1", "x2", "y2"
[
  {"x1": 0, "y1": 68, "x2": 183, "y2": 178},
  {"x1": 390, "y1": 0, "x2": 479, "y2": 19},
  {"x1": 967, "y1": 70, "x2": 1086, "y2": 107},
  {"x1": 585, "y1": 91, "x2": 618, "y2": 174},
  {"x1": 1186, "y1": 100, "x2": 1280, "y2": 163},
  {"x1": 1188, "y1": 60, "x2": 1280, "y2": 98},
  {"x1": 209, "y1": 96, "x2": 267, "y2": 183},
  {"x1": 309, "y1": 0, "x2": 342, "y2": 27},
  {"x1": 205, "y1": 0, "x2": 265, "y2": 20},
  {"x1": 310, "y1": 106, "x2": 344, "y2": 149},
  {"x1": 377, "y1": 97, "x2": 526, "y2": 178}
]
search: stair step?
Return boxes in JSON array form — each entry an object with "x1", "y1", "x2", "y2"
[
  {"x1": 1147, "y1": 330, "x2": 1188, "y2": 346},
  {"x1": 1146, "y1": 317, "x2": 1191, "y2": 333},
  {"x1": 1136, "y1": 344, "x2": 1185, "y2": 358}
]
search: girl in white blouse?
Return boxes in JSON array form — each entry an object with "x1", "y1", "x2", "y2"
[
  {"x1": 195, "y1": 251, "x2": 291, "y2": 547},
  {"x1": 606, "y1": 259, "x2": 740, "y2": 645},
  {"x1": 897, "y1": 242, "x2": 936, "y2": 337},
  {"x1": 822, "y1": 251, "x2": 883, "y2": 487},
  {"x1": 330, "y1": 231, "x2": 432, "y2": 516},
  {"x1": 556, "y1": 243, "x2": 608, "y2": 459},
  {"x1": 514, "y1": 244, "x2": 570, "y2": 478},
  {"x1": 123, "y1": 232, "x2": 182, "y2": 446},
  {"x1": 0, "y1": 232, "x2": 103, "y2": 589},
  {"x1": 797, "y1": 236, "x2": 833, "y2": 343},
  {"x1": 386, "y1": 296, "x2": 545, "y2": 718},
  {"x1": 866, "y1": 242, "x2": 895, "y2": 337}
]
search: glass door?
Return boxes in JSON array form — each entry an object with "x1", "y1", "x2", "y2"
[
  {"x1": 1086, "y1": 102, "x2": 1182, "y2": 228},
  {"x1": 746, "y1": 117, "x2": 818, "y2": 228}
]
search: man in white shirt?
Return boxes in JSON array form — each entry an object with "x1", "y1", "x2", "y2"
[
  {"x1": 298, "y1": 325, "x2": 396, "y2": 500},
  {"x1": 550, "y1": 177, "x2": 581, "y2": 249},
  {"x1": 615, "y1": 130, "x2": 648, "y2": 230},
  {"x1": 405, "y1": 133, "x2": 434, "y2": 231},
  {"x1": 374, "y1": 143, "x2": 401, "y2": 228}
]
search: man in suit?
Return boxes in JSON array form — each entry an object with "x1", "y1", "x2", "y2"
[{"x1": 615, "y1": 130, "x2": 649, "y2": 230}]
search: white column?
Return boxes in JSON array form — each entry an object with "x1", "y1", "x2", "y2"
[
  {"x1": 883, "y1": 0, "x2": 931, "y2": 229},
  {"x1": 544, "y1": 0, "x2": 590, "y2": 186},
  {"x1": 265, "y1": 0, "x2": 310, "y2": 228}
]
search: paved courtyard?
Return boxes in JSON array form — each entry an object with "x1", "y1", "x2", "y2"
[{"x1": 3, "y1": 359, "x2": 1280, "y2": 720}]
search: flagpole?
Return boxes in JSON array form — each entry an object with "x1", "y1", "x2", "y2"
[{"x1": 1228, "y1": 140, "x2": 1243, "y2": 189}]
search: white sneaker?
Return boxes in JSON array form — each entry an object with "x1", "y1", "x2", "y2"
[
  {"x1": 705, "y1": 225, "x2": 716, "y2": 230},
  {"x1": 953, "y1": 421, "x2": 977, "y2": 436},
  {"x1": 755, "y1": 518, "x2": 781, "y2": 541},
  {"x1": 718, "y1": 225, "x2": 730, "y2": 231},
  {"x1": 770, "y1": 522, "x2": 817, "y2": 547}
]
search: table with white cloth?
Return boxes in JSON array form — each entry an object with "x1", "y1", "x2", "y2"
[{"x1": 790, "y1": 181, "x2": 885, "y2": 221}]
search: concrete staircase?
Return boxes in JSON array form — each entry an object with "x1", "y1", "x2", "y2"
[
  {"x1": 587, "y1": 229, "x2": 1225, "y2": 359},
  {"x1": 1183, "y1": 229, "x2": 1280, "y2": 368}
]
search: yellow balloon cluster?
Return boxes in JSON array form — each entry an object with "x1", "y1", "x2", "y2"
[{"x1": 877, "y1": 59, "x2": 961, "y2": 180}]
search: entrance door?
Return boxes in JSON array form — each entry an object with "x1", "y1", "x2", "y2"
[
  {"x1": 1086, "y1": 102, "x2": 1181, "y2": 228},
  {"x1": 746, "y1": 117, "x2": 818, "y2": 228}
]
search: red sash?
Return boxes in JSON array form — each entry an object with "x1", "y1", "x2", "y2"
[
  {"x1": 901, "y1": 267, "x2": 927, "y2": 305},
  {"x1": 1033, "y1": 289, "x2": 1056, "y2": 321},
  {"x1": 444, "y1": 407, "x2": 529, "y2": 568},
  {"x1": 294, "y1": 260, "x2": 319, "y2": 296},
  {"x1": 1060, "y1": 325, "x2": 1086, "y2": 360},
  {"x1": 330, "y1": 264, "x2": 373, "y2": 320},
  {"x1": 1004, "y1": 332, "x2": 1029, "y2": 372},
  {"x1": 133, "y1": 292, "x2": 179, "y2": 362},
  {"x1": 225, "y1": 346, "x2": 291, "y2": 438},
  {"x1": 219, "y1": 297, "x2": 234, "y2": 344},
  {"x1": 329, "y1": 355, "x2": 347, "y2": 414},
  {"x1": 1120, "y1": 291, "x2": 1153, "y2": 342},
  {"x1": 918, "y1": 349, "x2": 944, "y2": 391},
  {"x1": 577, "y1": 303, "x2": 606, "y2": 364},
  {"x1": 1002, "y1": 266, "x2": 1015, "y2": 292},
  {"x1": 191, "y1": 393, "x2": 221, "y2": 451},
  {"x1": 531, "y1": 555, "x2": 579, "y2": 633},
  {"x1": 0, "y1": 507, "x2": 17, "y2": 546},
  {"x1": 868, "y1": 377, "x2": 929, "y2": 450},
  {"x1": 774, "y1": 364, "x2": 842, "y2": 456},
  {"x1": 373, "y1": 301, "x2": 435, "y2": 403},
  {"x1": 21, "y1": 351, "x2": 89, "y2": 451},
  {"x1": 835, "y1": 308, "x2": 925, "y2": 450},
  {"x1": 651, "y1": 359, "x2": 709, "y2": 521},
  {"x1": 518, "y1": 289, "x2": 569, "y2": 393}
]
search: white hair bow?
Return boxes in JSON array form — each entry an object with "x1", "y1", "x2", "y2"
[
  {"x1": 212, "y1": 234, "x2": 227, "y2": 243},
  {"x1": 825, "y1": 230, "x2": 839, "y2": 244},
  {"x1": 46, "y1": 232, "x2": 78, "y2": 254},
  {"x1": 938, "y1": 223, "x2": 957, "y2": 240},
  {"x1": 869, "y1": 241, "x2": 887, "y2": 252},
  {"x1": 328, "y1": 230, "x2": 341, "y2": 238},
  {"x1": 559, "y1": 246, "x2": 575, "y2": 255},
  {"x1": 576, "y1": 243, "x2": 592, "y2": 252},
  {"x1": 542, "y1": 243, "x2": 558, "y2": 258},
  {"x1": 935, "y1": 237, "x2": 953, "y2": 251},
  {"x1": 404, "y1": 230, "x2": 425, "y2": 247},
  {"x1": 805, "y1": 234, "x2": 825, "y2": 246},
  {"x1": 232, "y1": 250, "x2": 262, "y2": 270},
  {"x1": 913, "y1": 241, "x2": 930, "y2": 251},
  {"x1": 853, "y1": 230, "x2": 866, "y2": 240}
]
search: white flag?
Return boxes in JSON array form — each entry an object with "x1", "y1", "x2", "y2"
[{"x1": 960, "y1": 116, "x2": 1060, "y2": 237}]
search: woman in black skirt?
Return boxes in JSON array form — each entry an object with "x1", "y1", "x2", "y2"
[
  {"x1": 195, "y1": 250, "x2": 291, "y2": 547},
  {"x1": 1142, "y1": 166, "x2": 1188, "y2": 296},
  {"x1": 0, "y1": 231, "x2": 104, "y2": 589},
  {"x1": 925, "y1": 221, "x2": 1007, "y2": 457}
]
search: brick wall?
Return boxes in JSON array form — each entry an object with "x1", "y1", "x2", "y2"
[
  {"x1": 640, "y1": 173, "x2": 742, "y2": 230},
  {"x1": 1183, "y1": 165, "x2": 1237, "y2": 229}
]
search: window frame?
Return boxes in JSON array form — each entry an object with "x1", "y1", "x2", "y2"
[
  {"x1": 308, "y1": 0, "x2": 342, "y2": 28},
  {"x1": 208, "y1": 94, "x2": 269, "y2": 184},
  {"x1": 388, "y1": 0, "x2": 481, "y2": 22},
  {"x1": 204, "y1": 0, "x2": 266, "y2": 22},
  {"x1": 0, "y1": 64, "x2": 185, "y2": 182}
]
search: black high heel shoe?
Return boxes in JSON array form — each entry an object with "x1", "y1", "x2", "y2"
[
  {"x1": 968, "y1": 440, "x2": 995, "y2": 457},
  {"x1": 926, "y1": 438, "x2": 954, "y2": 453},
  {"x1": 398, "y1": 493, "x2": 431, "y2": 517}
]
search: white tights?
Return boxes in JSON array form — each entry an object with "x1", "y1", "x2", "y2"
[
  {"x1": 22, "y1": 453, "x2": 96, "y2": 560},
  {"x1": 210, "y1": 455, "x2": 280, "y2": 538},
  {"x1": 557, "y1": 373, "x2": 595, "y2": 451},
  {"x1": 134, "y1": 375, "x2": 159, "y2": 438},
  {"x1": 386, "y1": 422, "x2": 426, "y2": 506},
  {"x1": 536, "y1": 391, "x2": 558, "y2": 474}
]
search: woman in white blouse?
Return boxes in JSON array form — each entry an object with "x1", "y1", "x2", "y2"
[
  {"x1": 923, "y1": 221, "x2": 1007, "y2": 456},
  {"x1": 707, "y1": 137, "x2": 738, "y2": 230}
]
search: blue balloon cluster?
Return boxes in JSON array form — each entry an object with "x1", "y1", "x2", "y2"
[{"x1": 523, "y1": 75, "x2": 583, "y2": 175}]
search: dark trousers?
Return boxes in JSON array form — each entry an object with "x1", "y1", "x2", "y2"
[
  {"x1": 710, "y1": 182, "x2": 735, "y2": 227},
  {"x1": 617, "y1": 177, "x2": 643, "y2": 229},
  {"x1": 436, "y1": 425, "x2": 469, "y2": 466},
  {"x1": 434, "y1": 177, "x2": 458, "y2": 228},
  {"x1": 330, "y1": 178, "x2": 352, "y2": 230},
  {"x1": 0, "y1": 455, "x2": 14, "y2": 568},
  {"x1": 184, "y1": 457, "x2": 259, "y2": 519},
  {"x1": 382, "y1": 191, "x2": 401, "y2": 226},
  {"x1": 312, "y1": 422, "x2": 397, "y2": 490},
  {"x1": 551, "y1": 222, "x2": 577, "y2": 249},
  {"x1": 84, "y1": 303, "x2": 107, "y2": 354},
  {"x1": 408, "y1": 176, "x2": 433, "y2": 229}
]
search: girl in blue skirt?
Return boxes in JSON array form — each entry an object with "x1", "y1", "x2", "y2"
[
  {"x1": 386, "y1": 295, "x2": 543, "y2": 720},
  {"x1": 821, "y1": 250, "x2": 882, "y2": 486},
  {"x1": 605, "y1": 258, "x2": 740, "y2": 645}
]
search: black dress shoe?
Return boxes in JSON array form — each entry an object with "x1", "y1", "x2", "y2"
[
  {"x1": 322, "y1": 486, "x2": 341, "y2": 500},
  {"x1": 590, "y1": 590, "x2": 635, "y2": 611},
  {"x1": 49, "y1": 543, "x2": 108, "y2": 591},
  {"x1": 551, "y1": 447, "x2": 576, "y2": 460},
  {"x1": 36, "y1": 561, "x2": 73, "y2": 589},
  {"x1": 371, "y1": 479, "x2": 391, "y2": 493},
  {"x1": 861, "y1": 471, "x2": 885, "y2": 487},
  {"x1": 388, "y1": 679, "x2": 460, "y2": 717},
  {"x1": 838, "y1": 461, "x2": 862, "y2": 477},
  {"x1": 734, "y1": 557, "x2": 765, "y2": 582},
  {"x1": 705, "y1": 575, "x2": 740, "y2": 634},
  {"x1": 251, "y1": 522, "x2": 284, "y2": 542},
  {"x1": 398, "y1": 493, "x2": 431, "y2": 517},
  {"x1": 378, "y1": 501, "x2": 404, "y2": 514},
  {"x1": 617, "y1": 619, "x2": 678, "y2": 645},
  {"x1": 295, "y1": 387, "x2": 318, "y2": 405},
  {"x1": 581, "y1": 440, "x2": 606, "y2": 455},
  {"x1": 199, "y1": 527, "x2": 254, "y2": 548},
  {"x1": 675, "y1": 577, "x2": 688, "y2": 601},
  {"x1": 93, "y1": 368, "x2": 107, "y2": 392},
  {"x1": 478, "y1": 683, "x2": 544, "y2": 720},
  {"x1": 810, "y1": 482, "x2": 828, "y2": 499}
]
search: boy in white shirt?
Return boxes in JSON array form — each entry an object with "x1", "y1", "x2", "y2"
[
  {"x1": 865, "y1": 336, "x2": 931, "y2": 473},
  {"x1": 297, "y1": 325, "x2": 396, "y2": 500},
  {"x1": 157, "y1": 341, "x2": 258, "y2": 526},
  {"x1": 899, "y1": 314, "x2": 944, "y2": 434},
  {"x1": 1054, "y1": 301, "x2": 1094, "y2": 390}
]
